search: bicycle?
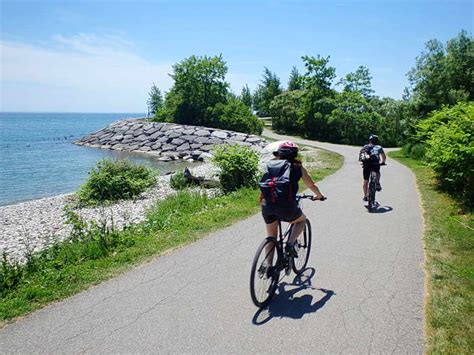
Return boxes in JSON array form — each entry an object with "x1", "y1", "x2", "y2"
[
  {"x1": 367, "y1": 162, "x2": 386, "y2": 211},
  {"x1": 249, "y1": 194, "x2": 325, "y2": 308}
]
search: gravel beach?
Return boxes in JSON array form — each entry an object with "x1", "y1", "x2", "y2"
[{"x1": 0, "y1": 164, "x2": 220, "y2": 264}]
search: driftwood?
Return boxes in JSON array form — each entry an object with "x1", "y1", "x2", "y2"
[{"x1": 183, "y1": 167, "x2": 219, "y2": 188}]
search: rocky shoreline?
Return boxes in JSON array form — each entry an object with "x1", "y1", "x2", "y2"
[
  {"x1": 75, "y1": 119, "x2": 266, "y2": 161},
  {"x1": 0, "y1": 164, "x2": 220, "y2": 264}
]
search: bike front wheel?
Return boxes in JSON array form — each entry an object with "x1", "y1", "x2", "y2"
[
  {"x1": 292, "y1": 219, "x2": 312, "y2": 274},
  {"x1": 250, "y1": 237, "x2": 281, "y2": 308}
]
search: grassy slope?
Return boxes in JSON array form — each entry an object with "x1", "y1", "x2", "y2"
[
  {"x1": 389, "y1": 150, "x2": 473, "y2": 354},
  {"x1": 0, "y1": 148, "x2": 343, "y2": 324}
]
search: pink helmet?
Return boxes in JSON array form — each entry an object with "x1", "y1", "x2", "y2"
[{"x1": 273, "y1": 141, "x2": 299, "y2": 159}]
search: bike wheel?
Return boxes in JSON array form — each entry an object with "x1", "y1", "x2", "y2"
[
  {"x1": 368, "y1": 180, "x2": 376, "y2": 211},
  {"x1": 250, "y1": 237, "x2": 281, "y2": 308},
  {"x1": 292, "y1": 219, "x2": 312, "y2": 274}
]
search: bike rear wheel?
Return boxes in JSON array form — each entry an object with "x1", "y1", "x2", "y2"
[
  {"x1": 368, "y1": 174, "x2": 377, "y2": 211},
  {"x1": 250, "y1": 237, "x2": 281, "y2": 308},
  {"x1": 292, "y1": 219, "x2": 312, "y2": 274}
]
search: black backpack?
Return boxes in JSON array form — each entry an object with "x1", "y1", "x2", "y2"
[
  {"x1": 359, "y1": 145, "x2": 379, "y2": 163},
  {"x1": 259, "y1": 160, "x2": 293, "y2": 204}
]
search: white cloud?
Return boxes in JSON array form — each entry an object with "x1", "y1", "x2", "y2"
[{"x1": 0, "y1": 34, "x2": 174, "y2": 112}]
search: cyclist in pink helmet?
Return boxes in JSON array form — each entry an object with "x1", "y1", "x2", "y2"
[{"x1": 260, "y1": 141, "x2": 325, "y2": 256}]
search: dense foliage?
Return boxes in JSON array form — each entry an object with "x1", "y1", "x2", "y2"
[
  {"x1": 77, "y1": 160, "x2": 155, "y2": 205},
  {"x1": 212, "y1": 144, "x2": 260, "y2": 193},
  {"x1": 152, "y1": 55, "x2": 262, "y2": 135},
  {"x1": 407, "y1": 30, "x2": 473, "y2": 117},
  {"x1": 209, "y1": 98, "x2": 263, "y2": 135},
  {"x1": 413, "y1": 102, "x2": 473, "y2": 204}
]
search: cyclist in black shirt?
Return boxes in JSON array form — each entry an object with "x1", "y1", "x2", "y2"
[{"x1": 360, "y1": 135, "x2": 386, "y2": 201}]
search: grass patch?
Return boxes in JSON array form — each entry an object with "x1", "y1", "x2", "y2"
[
  {"x1": 0, "y1": 148, "x2": 342, "y2": 324},
  {"x1": 389, "y1": 150, "x2": 473, "y2": 354}
]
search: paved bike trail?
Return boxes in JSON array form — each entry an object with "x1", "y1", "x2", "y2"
[{"x1": 0, "y1": 130, "x2": 425, "y2": 353}]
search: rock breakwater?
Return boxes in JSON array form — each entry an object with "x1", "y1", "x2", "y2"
[{"x1": 75, "y1": 119, "x2": 266, "y2": 161}]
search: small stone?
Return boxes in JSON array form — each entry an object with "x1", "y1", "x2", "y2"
[
  {"x1": 190, "y1": 143, "x2": 203, "y2": 149},
  {"x1": 200, "y1": 144, "x2": 215, "y2": 152},
  {"x1": 176, "y1": 142, "x2": 190, "y2": 151},
  {"x1": 111, "y1": 135, "x2": 124, "y2": 141},
  {"x1": 195, "y1": 129, "x2": 211, "y2": 137},
  {"x1": 246, "y1": 137, "x2": 262, "y2": 144},
  {"x1": 182, "y1": 129, "x2": 196, "y2": 135},
  {"x1": 211, "y1": 130, "x2": 228, "y2": 139},
  {"x1": 230, "y1": 134, "x2": 247, "y2": 141},
  {"x1": 167, "y1": 131, "x2": 182, "y2": 139},
  {"x1": 158, "y1": 136, "x2": 171, "y2": 143},
  {"x1": 195, "y1": 136, "x2": 209, "y2": 144},
  {"x1": 191, "y1": 150, "x2": 203, "y2": 159},
  {"x1": 171, "y1": 138, "x2": 185, "y2": 145},
  {"x1": 133, "y1": 129, "x2": 144, "y2": 137},
  {"x1": 207, "y1": 138, "x2": 223, "y2": 145},
  {"x1": 181, "y1": 135, "x2": 196, "y2": 143},
  {"x1": 161, "y1": 144, "x2": 176, "y2": 152}
]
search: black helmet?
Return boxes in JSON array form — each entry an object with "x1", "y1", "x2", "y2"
[{"x1": 369, "y1": 134, "x2": 379, "y2": 144}]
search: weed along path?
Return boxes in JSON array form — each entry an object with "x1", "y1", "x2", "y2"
[{"x1": 0, "y1": 130, "x2": 424, "y2": 353}]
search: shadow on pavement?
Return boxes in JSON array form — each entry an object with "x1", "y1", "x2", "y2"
[
  {"x1": 252, "y1": 268, "x2": 336, "y2": 325},
  {"x1": 368, "y1": 204, "x2": 393, "y2": 214}
]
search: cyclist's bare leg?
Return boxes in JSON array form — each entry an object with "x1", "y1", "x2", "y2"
[
  {"x1": 363, "y1": 180, "x2": 369, "y2": 197},
  {"x1": 264, "y1": 221, "x2": 278, "y2": 265},
  {"x1": 265, "y1": 221, "x2": 278, "y2": 239},
  {"x1": 376, "y1": 172, "x2": 381, "y2": 184},
  {"x1": 288, "y1": 214, "x2": 306, "y2": 245}
]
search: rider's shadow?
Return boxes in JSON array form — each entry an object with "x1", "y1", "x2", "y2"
[
  {"x1": 368, "y1": 203, "x2": 393, "y2": 213},
  {"x1": 252, "y1": 268, "x2": 336, "y2": 325}
]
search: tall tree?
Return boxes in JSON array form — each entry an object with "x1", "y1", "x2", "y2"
[
  {"x1": 240, "y1": 84, "x2": 253, "y2": 108},
  {"x1": 253, "y1": 67, "x2": 283, "y2": 117},
  {"x1": 300, "y1": 55, "x2": 337, "y2": 139},
  {"x1": 340, "y1": 65, "x2": 374, "y2": 98},
  {"x1": 147, "y1": 83, "x2": 163, "y2": 115},
  {"x1": 288, "y1": 66, "x2": 303, "y2": 91},
  {"x1": 160, "y1": 54, "x2": 229, "y2": 125},
  {"x1": 407, "y1": 30, "x2": 473, "y2": 117}
]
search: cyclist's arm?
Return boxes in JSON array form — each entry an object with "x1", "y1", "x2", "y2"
[
  {"x1": 301, "y1": 166, "x2": 324, "y2": 199},
  {"x1": 380, "y1": 151, "x2": 387, "y2": 164}
]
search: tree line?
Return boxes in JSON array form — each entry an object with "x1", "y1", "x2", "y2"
[{"x1": 147, "y1": 30, "x2": 472, "y2": 205}]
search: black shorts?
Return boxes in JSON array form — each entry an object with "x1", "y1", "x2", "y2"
[
  {"x1": 261, "y1": 199, "x2": 303, "y2": 224},
  {"x1": 363, "y1": 164, "x2": 380, "y2": 180}
]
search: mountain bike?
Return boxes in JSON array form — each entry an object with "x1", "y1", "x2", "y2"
[
  {"x1": 367, "y1": 162, "x2": 386, "y2": 211},
  {"x1": 250, "y1": 194, "x2": 325, "y2": 308}
]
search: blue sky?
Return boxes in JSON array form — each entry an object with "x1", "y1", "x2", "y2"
[{"x1": 1, "y1": 0, "x2": 472, "y2": 112}]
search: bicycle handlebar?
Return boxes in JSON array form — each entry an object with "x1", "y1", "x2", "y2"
[{"x1": 297, "y1": 193, "x2": 327, "y2": 201}]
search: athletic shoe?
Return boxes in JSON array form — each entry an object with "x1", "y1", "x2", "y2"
[
  {"x1": 376, "y1": 183, "x2": 382, "y2": 191},
  {"x1": 363, "y1": 196, "x2": 368, "y2": 201}
]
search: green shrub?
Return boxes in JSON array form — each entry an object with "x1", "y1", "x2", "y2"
[
  {"x1": 212, "y1": 144, "x2": 260, "y2": 193},
  {"x1": 209, "y1": 98, "x2": 263, "y2": 135},
  {"x1": 77, "y1": 160, "x2": 156, "y2": 205},
  {"x1": 402, "y1": 143, "x2": 427, "y2": 160},
  {"x1": 170, "y1": 172, "x2": 189, "y2": 190},
  {"x1": 424, "y1": 106, "x2": 473, "y2": 203}
]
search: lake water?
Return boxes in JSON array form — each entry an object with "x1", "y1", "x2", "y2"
[{"x1": 0, "y1": 112, "x2": 194, "y2": 206}]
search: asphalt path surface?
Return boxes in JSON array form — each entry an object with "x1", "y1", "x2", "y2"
[{"x1": 1, "y1": 130, "x2": 425, "y2": 353}]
